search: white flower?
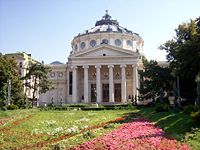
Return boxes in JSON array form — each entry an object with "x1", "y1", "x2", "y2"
[
  {"x1": 47, "y1": 127, "x2": 64, "y2": 135},
  {"x1": 88, "y1": 112, "x2": 96, "y2": 116},
  {"x1": 84, "y1": 125, "x2": 88, "y2": 129},
  {"x1": 31, "y1": 129, "x2": 42, "y2": 135},
  {"x1": 75, "y1": 117, "x2": 89, "y2": 123},
  {"x1": 66, "y1": 125, "x2": 79, "y2": 134},
  {"x1": 43, "y1": 120, "x2": 57, "y2": 126}
]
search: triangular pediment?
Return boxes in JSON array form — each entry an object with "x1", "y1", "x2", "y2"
[{"x1": 70, "y1": 44, "x2": 138, "y2": 58}]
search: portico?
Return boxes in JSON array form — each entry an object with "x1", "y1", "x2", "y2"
[{"x1": 70, "y1": 64, "x2": 139, "y2": 104}]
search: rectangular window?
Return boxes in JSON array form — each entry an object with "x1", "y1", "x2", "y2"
[
  {"x1": 19, "y1": 70, "x2": 22, "y2": 76},
  {"x1": 19, "y1": 62, "x2": 23, "y2": 68},
  {"x1": 69, "y1": 72, "x2": 73, "y2": 95}
]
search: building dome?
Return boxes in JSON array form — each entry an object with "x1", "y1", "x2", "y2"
[{"x1": 71, "y1": 10, "x2": 144, "y2": 55}]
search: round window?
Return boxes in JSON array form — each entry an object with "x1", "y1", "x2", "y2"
[
  {"x1": 115, "y1": 39, "x2": 122, "y2": 46},
  {"x1": 126, "y1": 40, "x2": 132, "y2": 47},
  {"x1": 80, "y1": 42, "x2": 86, "y2": 49},
  {"x1": 58, "y1": 72, "x2": 63, "y2": 77},
  {"x1": 101, "y1": 39, "x2": 109, "y2": 44},
  {"x1": 50, "y1": 72, "x2": 55, "y2": 78},
  {"x1": 90, "y1": 40, "x2": 96, "y2": 47}
]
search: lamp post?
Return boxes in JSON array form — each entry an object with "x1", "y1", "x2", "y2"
[{"x1": 8, "y1": 79, "x2": 11, "y2": 105}]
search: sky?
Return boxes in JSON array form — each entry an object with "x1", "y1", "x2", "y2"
[{"x1": 0, "y1": 0, "x2": 199, "y2": 64}]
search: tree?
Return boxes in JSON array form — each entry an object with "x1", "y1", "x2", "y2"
[
  {"x1": 138, "y1": 58, "x2": 173, "y2": 103},
  {"x1": 21, "y1": 62, "x2": 53, "y2": 107},
  {"x1": 160, "y1": 17, "x2": 200, "y2": 99},
  {"x1": 0, "y1": 55, "x2": 26, "y2": 109}
]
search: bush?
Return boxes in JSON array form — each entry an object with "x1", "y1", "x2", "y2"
[
  {"x1": 17, "y1": 97, "x2": 32, "y2": 109},
  {"x1": 103, "y1": 123, "x2": 115, "y2": 129},
  {"x1": 156, "y1": 97, "x2": 170, "y2": 105},
  {"x1": 155, "y1": 103, "x2": 170, "y2": 112},
  {"x1": 83, "y1": 131, "x2": 95, "y2": 139},
  {"x1": 6, "y1": 104, "x2": 19, "y2": 110},
  {"x1": 61, "y1": 105, "x2": 70, "y2": 110},
  {"x1": 50, "y1": 143, "x2": 66, "y2": 150},
  {"x1": 81, "y1": 107, "x2": 105, "y2": 111},
  {"x1": 191, "y1": 110, "x2": 200, "y2": 124},
  {"x1": 183, "y1": 105, "x2": 199, "y2": 114},
  {"x1": 68, "y1": 104, "x2": 87, "y2": 108},
  {"x1": 0, "y1": 98, "x2": 7, "y2": 111}
]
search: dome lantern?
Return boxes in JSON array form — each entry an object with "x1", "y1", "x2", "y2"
[{"x1": 95, "y1": 10, "x2": 119, "y2": 26}]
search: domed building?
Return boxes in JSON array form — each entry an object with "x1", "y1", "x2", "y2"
[{"x1": 39, "y1": 11, "x2": 144, "y2": 105}]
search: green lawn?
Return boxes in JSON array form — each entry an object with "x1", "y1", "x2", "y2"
[
  {"x1": 135, "y1": 107, "x2": 200, "y2": 150},
  {"x1": 0, "y1": 107, "x2": 199, "y2": 149},
  {"x1": 0, "y1": 109, "x2": 133, "y2": 149}
]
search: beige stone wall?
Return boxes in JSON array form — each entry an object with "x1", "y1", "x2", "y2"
[{"x1": 39, "y1": 64, "x2": 67, "y2": 105}]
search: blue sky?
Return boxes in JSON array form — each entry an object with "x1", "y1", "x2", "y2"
[{"x1": 0, "y1": 0, "x2": 199, "y2": 64}]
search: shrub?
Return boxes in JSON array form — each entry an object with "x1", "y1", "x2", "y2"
[
  {"x1": 81, "y1": 107, "x2": 105, "y2": 111},
  {"x1": 38, "y1": 106, "x2": 49, "y2": 111},
  {"x1": 61, "y1": 105, "x2": 70, "y2": 110},
  {"x1": 155, "y1": 103, "x2": 170, "y2": 112},
  {"x1": 114, "y1": 106, "x2": 122, "y2": 110},
  {"x1": 68, "y1": 104, "x2": 87, "y2": 108},
  {"x1": 183, "y1": 105, "x2": 199, "y2": 114},
  {"x1": 191, "y1": 110, "x2": 200, "y2": 124},
  {"x1": 50, "y1": 143, "x2": 65, "y2": 150},
  {"x1": 17, "y1": 97, "x2": 31, "y2": 109},
  {"x1": 104, "y1": 123, "x2": 115, "y2": 129},
  {"x1": 83, "y1": 131, "x2": 95, "y2": 139},
  {"x1": 0, "y1": 98, "x2": 7, "y2": 111},
  {"x1": 6, "y1": 104, "x2": 19, "y2": 110}
]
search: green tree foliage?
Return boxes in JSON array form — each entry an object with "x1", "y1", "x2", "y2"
[
  {"x1": 21, "y1": 62, "x2": 53, "y2": 106},
  {"x1": 138, "y1": 58, "x2": 172, "y2": 102},
  {"x1": 160, "y1": 17, "x2": 200, "y2": 99},
  {"x1": 0, "y1": 55, "x2": 26, "y2": 109}
]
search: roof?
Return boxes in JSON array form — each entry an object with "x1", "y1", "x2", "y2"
[
  {"x1": 75, "y1": 10, "x2": 140, "y2": 38},
  {"x1": 50, "y1": 61, "x2": 64, "y2": 65}
]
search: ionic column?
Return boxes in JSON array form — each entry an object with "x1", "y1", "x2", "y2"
[
  {"x1": 132, "y1": 64, "x2": 139, "y2": 99},
  {"x1": 83, "y1": 65, "x2": 89, "y2": 103},
  {"x1": 108, "y1": 65, "x2": 114, "y2": 103},
  {"x1": 120, "y1": 64, "x2": 127, "y2": 103},
  {"x1": 71, "y1": 66, "x2": 77, "y2": 103},
  {"x1": 95, "y1": 65, "x2": 101, "y2": 103}
]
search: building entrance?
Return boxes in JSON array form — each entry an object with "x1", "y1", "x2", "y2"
[
  {"x1": 102, "y1": 84, "x2": 109, "y2": 102},
  {"x1": 114, "y1": 83, "x2": 121, "y2": 102},
  {"x1": 91, "y1": 84, "x2": 97, "y2": 102}
]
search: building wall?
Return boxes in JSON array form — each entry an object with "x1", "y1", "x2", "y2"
[{"x1": 5, "y1": 52, "x2": 39, "y2": 100}]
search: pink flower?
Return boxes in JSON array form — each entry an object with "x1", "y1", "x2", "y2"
[{"x1": 72, "y1": 118, "x2": 191, "y2": 150}]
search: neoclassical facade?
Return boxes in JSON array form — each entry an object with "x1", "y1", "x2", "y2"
[{"x1": 39, "y1": 11, "x2": 144, "y2": 105}]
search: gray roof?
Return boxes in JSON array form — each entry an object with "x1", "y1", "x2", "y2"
[
  {"x1": 75, "y1": 11, "x2": 140, "y2": 38},
  {"x1": 50, "y1": 61, "x2": 64, "y2": 65}
]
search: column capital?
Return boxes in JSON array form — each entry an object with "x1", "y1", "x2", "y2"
[
  {"x1": 71, "y1": 65, "x2": 77, "y2": 70},
  {"x1": 132, "y1": 64, "x2": 138, "y2": 68},
  {"x1": 108, "y1": 64, "x2": 114, "y2": 68},
  {"x1": 120, "y1": 64, "x2": 127, "y2": 68},
  {"x1": 83, "y1": 65, "x2": 89, "y2": 69},
  {"x1": 95, "y1": 65, "x2": 101, "y2": 69}
]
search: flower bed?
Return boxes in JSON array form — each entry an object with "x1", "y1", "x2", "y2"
[
  {"x1": 21, "y1": 116, "x2": 127, "y2": 149},
  {"x1": 72, "y1": 118, "x2": 191, "y2": 150},
  {"x1": 0, "y1": 115, "x2": 33, "y2": 132}
]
